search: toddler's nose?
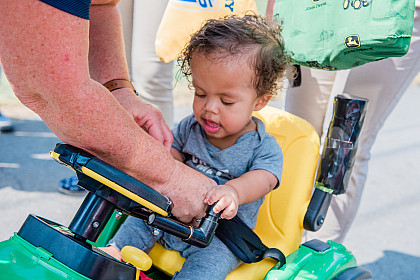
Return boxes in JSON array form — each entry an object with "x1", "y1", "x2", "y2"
[{"x1": 204, "y1": 100, "x2": 219, "y2": 114}]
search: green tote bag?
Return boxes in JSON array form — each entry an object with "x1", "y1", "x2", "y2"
[{"x1": 274, "y1": 0, "x2": 416, "y2": 70}]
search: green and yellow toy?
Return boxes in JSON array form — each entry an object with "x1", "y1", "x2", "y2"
[{"x1": 0, "y1": 95, "x2": 372, "y2": 280}]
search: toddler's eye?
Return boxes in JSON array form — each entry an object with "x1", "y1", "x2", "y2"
[
  {"x1": 194, "y1": 92, "x2": 206, "y2": 98},
  {"x1": 221, "y1": 100, "x2": 234, "y2": 106}
]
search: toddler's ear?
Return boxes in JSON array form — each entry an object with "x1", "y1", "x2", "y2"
[{"x1": 254, "y1": 94, "x2": 272, "y2": 111}]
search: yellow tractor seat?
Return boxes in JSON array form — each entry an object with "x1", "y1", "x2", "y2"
[{"x1": 147, "y1": 106, "x2": 320, "y2": 279}]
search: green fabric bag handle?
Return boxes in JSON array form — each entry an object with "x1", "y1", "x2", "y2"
[{"x1": 274, "y1": 0, "x2": 416, "y2": 70}]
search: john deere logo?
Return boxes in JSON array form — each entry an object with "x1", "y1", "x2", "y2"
[{"x1": 345, "y1": 35, "x2": 360, "y2": 48}]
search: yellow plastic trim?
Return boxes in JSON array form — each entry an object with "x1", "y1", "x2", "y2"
[
  {"x1": 51, "y1": 151, "x2": 169, "y2": 217},
  {"x1": 81, "y1": 167, "x2": 169, "y2": 217},
  {"x1": 50, "y1": 151, "x2": 75, "y2": 171}
]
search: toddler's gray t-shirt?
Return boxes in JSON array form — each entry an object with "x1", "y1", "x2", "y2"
[{"x1": 172, "y1": 114, "x2": 283, "y2": 229}]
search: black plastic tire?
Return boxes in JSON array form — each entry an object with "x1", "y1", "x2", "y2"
[{"x1": 333, "y1": 266, "x2": 373, "y2": 280}]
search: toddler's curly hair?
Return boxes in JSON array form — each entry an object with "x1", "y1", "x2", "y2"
[{"x1": 178, "y1": 14, "x2": 289, "y2": 97}]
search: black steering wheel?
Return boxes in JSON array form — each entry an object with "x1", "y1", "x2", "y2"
[{"x1": 51, "y1": 143, "x2": 220, "y2": 248}]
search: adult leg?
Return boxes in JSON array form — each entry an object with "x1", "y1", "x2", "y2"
[
  {"x1": 299, "y1": 9, "x2": 420, "y2": 243},
  {"x1": 285, "y1": 68, "x2": 337, "y2": 136}
]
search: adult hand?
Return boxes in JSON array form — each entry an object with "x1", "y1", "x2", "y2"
[
  {"x1": 100, "y1": 246, "x2": 122, "y2": 261},
  {"x1": 112, "y1": 89, "x2": 173, "y2": 151},
  {"x1": 160, "y1": 161, "x2": 217, "y2": 223}
]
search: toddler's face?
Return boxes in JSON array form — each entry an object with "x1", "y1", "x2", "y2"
[{"x1": 190, "y1": 52, "x2": 269, "y2": 149}]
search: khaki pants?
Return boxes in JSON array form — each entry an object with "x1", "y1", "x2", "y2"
[{"x1": 118, "y1": 0, "x2": 174, "y2": 128}]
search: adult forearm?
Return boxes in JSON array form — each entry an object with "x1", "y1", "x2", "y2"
[
  {"x1": 0, "y1": 0, "x2": 159, "y2": 179},
  {"x1": 88, "y1": 4, "x2": 129, "y2": 83},
  {"x1": 0, "y1": 0, "x2": 168, "y2": 182},
  {"x1": 0, "y1": 0, "x2": 216, "y2": 223},
  {"x1": 88, "y1": 3, "x2": 174, "y2": 151}
]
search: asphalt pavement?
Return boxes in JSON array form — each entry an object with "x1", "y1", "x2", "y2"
[{"x1": 0, "y1": 76, "x2": 419, "y2": 279}]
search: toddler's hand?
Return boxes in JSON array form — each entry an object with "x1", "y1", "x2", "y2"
[
  {"x1": 204, "y1": 184, "x2": 239, "y2": 220},
  {"x1": 100, "y1": 246, "x2": 122, "y2": 261}
]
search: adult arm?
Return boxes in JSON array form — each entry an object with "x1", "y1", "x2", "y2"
[
  {"x1": 266, "y1": 0, "x2": 275, "y2": 19},
  {"x1": 0, "y1": 0, "x2": 215, "y2": 222},
  {"x1": 88, "y1": 2, "x2": 173, "y2": 150}
]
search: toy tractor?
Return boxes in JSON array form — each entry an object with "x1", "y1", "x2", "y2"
[{"x1": 0, "y1": 95, "x2": 372, "y2": 280}]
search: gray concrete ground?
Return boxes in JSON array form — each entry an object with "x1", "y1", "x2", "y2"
[{"x1": 0, "y1": 72, "x2": 419, "y2": 279}]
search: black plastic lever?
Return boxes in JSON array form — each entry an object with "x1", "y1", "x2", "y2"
[
  {"x1": 303, "y1": 188, "x2": 332, "y2": 231},
  {"x1": 147, "y1": 204, "x2": 221, "y2": 248},
  {"x1": 303, "y1": 94, "x2": 368, "y2": 232}
]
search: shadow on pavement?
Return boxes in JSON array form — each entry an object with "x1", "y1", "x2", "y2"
[
  {"x1": 0, "y1": 118, "x2": 74, "y2": 193},
  {"x1": 363, "y1": 250, "x2": 420, "y2": 279}
]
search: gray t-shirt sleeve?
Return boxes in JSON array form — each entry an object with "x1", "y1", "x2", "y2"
[
  {"x1": 249, "y1": 134, "x2": 283, "y2": 189},
  {"x1": 171, "y1": 115, "x2": 194, "y2": 161}
]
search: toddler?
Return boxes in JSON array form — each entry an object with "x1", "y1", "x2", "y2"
[{"x1": 107, "y1": 14, "x2": 289, "y2": 280}]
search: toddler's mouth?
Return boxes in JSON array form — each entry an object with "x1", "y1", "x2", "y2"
[{"x1": 203, "y1": 119, "x2": 221, "y2": 133}]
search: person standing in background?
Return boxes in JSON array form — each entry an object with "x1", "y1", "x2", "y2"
[{"x1": 267, "y1": 0, "x2": 420, "y2": 243}]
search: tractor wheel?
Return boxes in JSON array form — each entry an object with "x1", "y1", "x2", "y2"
[{"x1": 333, "y1": 266, "x2": 372, "y2": 280}]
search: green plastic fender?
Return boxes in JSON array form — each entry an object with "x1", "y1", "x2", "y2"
[
  {"x1": 264, "y1": 240, "x2": 358, "y2": 280},
  {"x1": 0, "y1": 233, "x2": 90, "y2": 280}
]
